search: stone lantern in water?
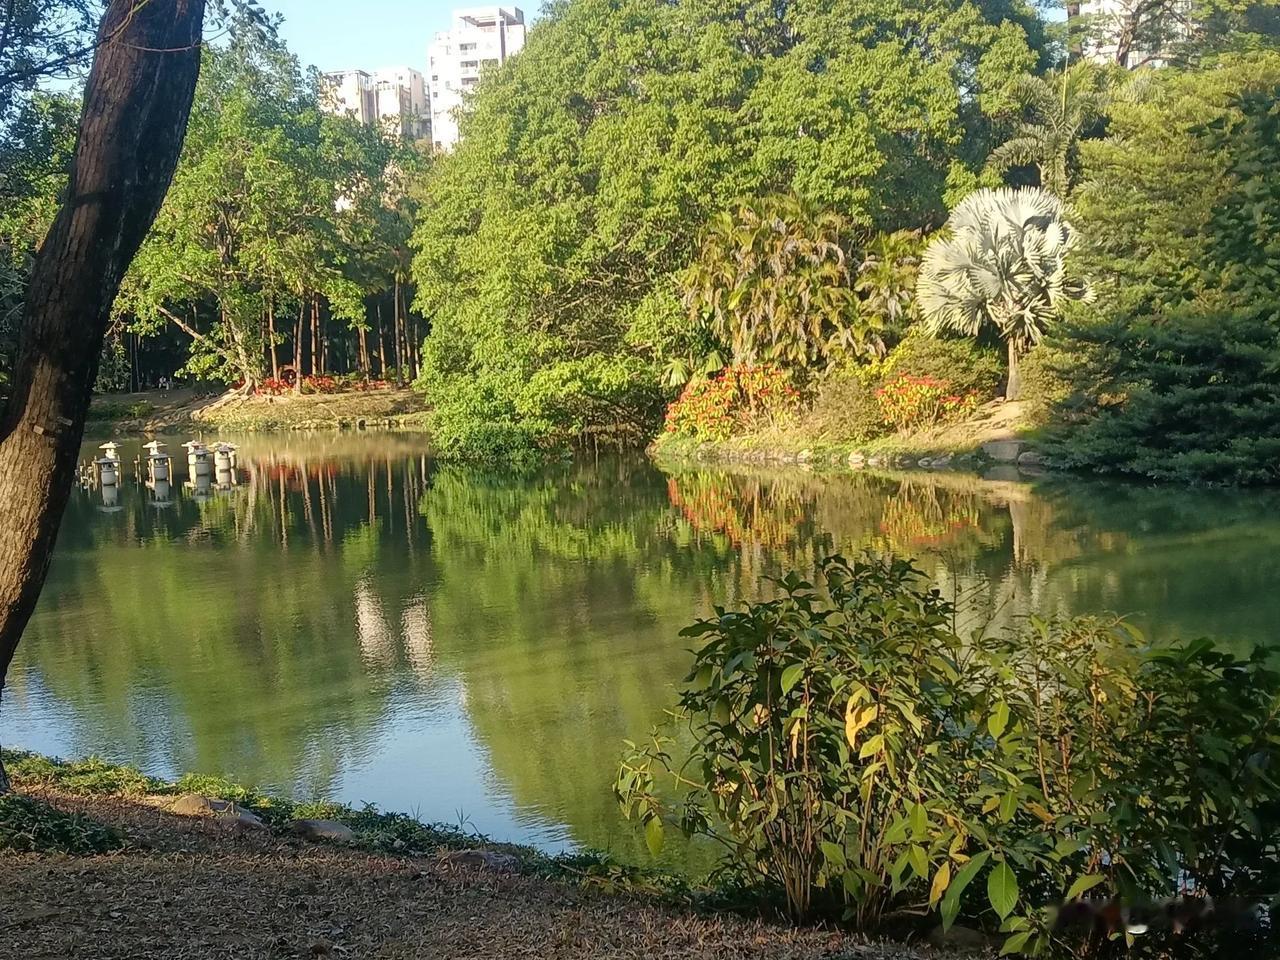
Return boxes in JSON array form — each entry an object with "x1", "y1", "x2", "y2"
[
  {"x1": 182, "y1": 440, "x2": 212, "y2": 480},
  {"x1": 143, "y1": 440, "x2": 172, "y2": 482},
  {"x1": 94, "y1": 440, "x2": 121, "y2": 486},
  {"x1": 213, "y1": 442, "x2": 239, "y2": 487}
]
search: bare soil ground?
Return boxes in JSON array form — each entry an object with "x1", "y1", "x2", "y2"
[{"x1": 0, "y1": 788, "x2": 930, "y2": 960}]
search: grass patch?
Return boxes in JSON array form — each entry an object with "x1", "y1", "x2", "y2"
[
  {"x1": 1, "y1": 750, "x2": 693, "y2": 900},
  {"x1": 86, "y1": 398, "x2": 155, "y2": 423},
  {"x1": 4, "y1": 751, "x2": 162, "y2": 795},
  {"x1": 0, "y1": 794, "x2": 122, "y2": 854}
]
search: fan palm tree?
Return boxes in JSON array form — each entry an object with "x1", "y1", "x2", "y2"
[
  {"x1": 916, "y1": 187, "x2": 1089, "y2": 401},
  {"x1": 987, "y1": 63, "x2": 1108, "y2": 199},
  {"x1": 681, "y1": 195, "x2": 879, "y2": 373}
]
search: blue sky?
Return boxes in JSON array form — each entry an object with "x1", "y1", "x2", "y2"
[{"x1": 264, "y1": 1, "x2": 538, "y2": 73}]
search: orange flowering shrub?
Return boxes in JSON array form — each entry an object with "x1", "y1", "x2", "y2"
[
  {"x1": 663, "y1": 365, "x2": 800, "y2": 441},
  {"x1": 876, "y1": 374, "x2": 980, "y2": 431}
]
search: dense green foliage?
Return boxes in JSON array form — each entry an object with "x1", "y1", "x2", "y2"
[
  {"x1": 1046, "y1": 54, "x2": 1280, "y2": 482},
  {"x1": 619, "y1": 555, "x2": 1280, "y2": 953},
  {"x1": 985, "y1": 63, "x2": 1109, "y2": 197},
  {"x1": 410, "y1": 0, "x2": 1046, "y2": 456},
  {"x1": 117, "y1": 31, "x2": 428, "y2": 390},
  {"x1": 0, "y1": 93, "x2": 78, "y2": 393},
  {"x1": 682, "y1": 196, "x2": 868, "y2": 373}
]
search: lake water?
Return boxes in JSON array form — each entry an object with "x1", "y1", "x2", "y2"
[{"x1": 5, "y1": 433, "x2": 1280, "y2": 870}]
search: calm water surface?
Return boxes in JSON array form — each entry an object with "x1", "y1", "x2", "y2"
[{"x1": 6, "y1": 433, "x2": 1280, "y2": 869}]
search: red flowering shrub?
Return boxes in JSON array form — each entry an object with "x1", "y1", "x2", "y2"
[
  {"x1": 255, "y1": 377, "x2": 291, "y2": 396},
  {"x1": 664, "y1": 365, "x2": 800, "y2": 441},
  {"x1": 876, "y1": 374, "x2": 980, "y2": 431},
  {"x1": 300, "y1": 375, "x2": 339, "y2": 394}
]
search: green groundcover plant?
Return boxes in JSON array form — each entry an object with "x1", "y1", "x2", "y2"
[{"x1": 618, "y1": 555, "x2": 1280, "y2": 955}]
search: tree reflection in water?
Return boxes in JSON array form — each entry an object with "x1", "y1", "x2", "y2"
[{"x1": 7, "y1": 437, "x2": 1280, "y2": 871}]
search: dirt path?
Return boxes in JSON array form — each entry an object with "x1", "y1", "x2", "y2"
[{"x1": 0, "y1": 790, "x2": 925, "y2": 960}]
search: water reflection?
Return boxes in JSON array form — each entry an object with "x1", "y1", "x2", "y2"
[{"x1": 5, "y1": 435, "x2": 1280, "y2": 870}]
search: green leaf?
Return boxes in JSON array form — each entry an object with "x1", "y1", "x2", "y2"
[
  {"x1": 940, "y1": 850, "x2": 989, "y2": 931},
  {"x1": 908, "y1": 843, "x2": 928, "y2": 879},
  {"x1": 910, "y1": 801, "x2": 928, "y2": 838},
  {"x1": 988, "y1": 701, "x2": 1010, "y2": 739},
  {"x1": 998, "y1": 790, "x2": 1018, "y2": 823},
  {"x1": 644, "y1": 817, "x2": 664, "y2": 858},
  {"x1": 820, "y1": 840, "x2": 846, "y2": 868},
  {"x1": 780, "y1": 663, "x2": 805, "y2": 694},
  {"x1": 1065, "y1": 873, "x2": 1105, "y2": 901},
  {"x1": 1000, "y1": 931, "x2": 1032, "y2": 956},
  {"x1": 987, "y1": 861, "x2": 1019, "y2": 920}
]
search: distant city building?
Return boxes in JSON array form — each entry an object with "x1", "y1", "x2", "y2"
[
  {"x1": 322, "y1": 66, "x2": 430, "y2": 141},
  {"x1": 427, "y1": 6, "x2": 526, "y2": 150},
  {"x1": 1068, "y1": 0, "x2": 1187, "y2": 67},
  {"x1": 322, "y1": 69, "x2": 375, "y2": 125}
]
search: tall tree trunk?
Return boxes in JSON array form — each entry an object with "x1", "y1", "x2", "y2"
[
  {"x1": 392, "y1": 279, "x2": 405, "y2": 387},
  {"x1": 310, "y1": 296, "x2": 320, "y2": 377},
  {"x1": 267, "y1": 297, "x2": 279, "y2": 381},
  {"x1": 358, "y1": 317, "x2": 369, "y2": 377},
  {"x1": 1006, "y1": 339, "x2": 1022, "y2": 402},
  {"x1": 377, "y1": 299, "x2": 388, "y2": 376},
  {"x1": 0, "y1": 0, "x2": 207, "y2": 793},
  {"x1": 294, "y1": 296, "x2": 305, "y2": 394}
]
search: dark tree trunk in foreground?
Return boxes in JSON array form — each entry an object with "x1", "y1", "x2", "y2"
[{"x1": 0, "y1": 0, "x2": 207, "y2": 792}]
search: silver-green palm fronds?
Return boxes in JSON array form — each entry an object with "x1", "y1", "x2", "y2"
[
  {"x1": 987, "y1": 63, "x2": 1108, "y2": 198},
  {"x1": 916, "y1": 187, "x2": 1089, "y2": 399}
]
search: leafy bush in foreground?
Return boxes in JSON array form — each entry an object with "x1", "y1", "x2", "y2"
[{"x1": 618, "y1": 555, "x2": 1280, "y2": 955}]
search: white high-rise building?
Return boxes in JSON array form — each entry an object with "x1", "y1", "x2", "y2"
[
  {"x1": 322, "y1": 67, "x2": 430, "y2": 142},
  {"x1": 427, "y1": 7, "x2": 526, "y2": 150},
  {"x1": 322, "y1": 69, "x2": 375, "y2": 125},
  {"x1": 1068, "y1": 0, "x2": 1187, "y2": 67}
]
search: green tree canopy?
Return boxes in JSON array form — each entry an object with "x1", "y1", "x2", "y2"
[{"x1": 411, "y1": 0, "x2": 1046, "y2": 456}]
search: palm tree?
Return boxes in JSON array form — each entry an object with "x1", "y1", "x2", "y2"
[
  {"x1": 987, "y1": 64, "x2": 1108, "y2": 199},
  {"x1": 855, "y1": 229, "x2": 923, "y2": 330},
  {"x1": 916, "y1": 187, "x2": 1089, "y2": 401},
  {"x1": 681, "y1": 195, "x2": 878, "y2": 373}
]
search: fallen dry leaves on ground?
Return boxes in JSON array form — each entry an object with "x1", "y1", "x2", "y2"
[{"x1": 0, "y1": 789, "x2": 937, "y2": 960}]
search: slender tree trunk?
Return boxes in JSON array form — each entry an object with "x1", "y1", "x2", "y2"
[
  {"x1": 1006, "y1": 339, "x2": 1022, "y2": 402},
  {"x1": 358, "y1": 317, "x2": 369, "y2": 377},
  {"x1": 393, "y1": 278, "x2": 405, "y2": 387},
  {"x1": 267, "y1": 297, "x2": 279, "y2": 381},
  {"x1": 294, "y1": 296, "x2": 305, "y2": 394},
  {"x1": 309, "y1": 297, "x2": 317, "y2": 377},
  {"x1": 0, "y1": 0, "x2": 207, "y2": 793},
  {"x1": 377, "y1": 299, "x2": 388, "y2": 376}
]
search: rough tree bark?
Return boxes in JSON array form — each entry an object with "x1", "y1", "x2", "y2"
[{"x1": 0, "y1": 0, "x2": 207, "y2": 793}]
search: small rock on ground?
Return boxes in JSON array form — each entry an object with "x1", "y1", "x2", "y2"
[{"x1": 291, "y1": 819, "x2": 356, "y2": 843}]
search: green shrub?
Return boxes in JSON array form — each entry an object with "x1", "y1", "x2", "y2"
[
  {"x1": 618, "y1": 556, "x2": 999, "y2": 927},
  {"x1": 0, "y1": 795, "x2": 123, "y2": 854},
  {"x1": 879, "y1": 333, "x2": 1003, "y2": 398},
  {"x1": 802, "y1": 373, "x2": 883, "y2": 443},
  {"x1": 618, "y1": 555, "x2": 1280, "y2": 955},
  {"x1": 1046, "y1": 307, "x2": 1280, "y2": 484}
]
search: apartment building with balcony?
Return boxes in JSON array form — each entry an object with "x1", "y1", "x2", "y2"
[
  {"x1": 426, "y1": 6, "x2": 526, "y2": 150},
  {"x1": 322, "y1": 66, "x2": 430, "y2": 142}
]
